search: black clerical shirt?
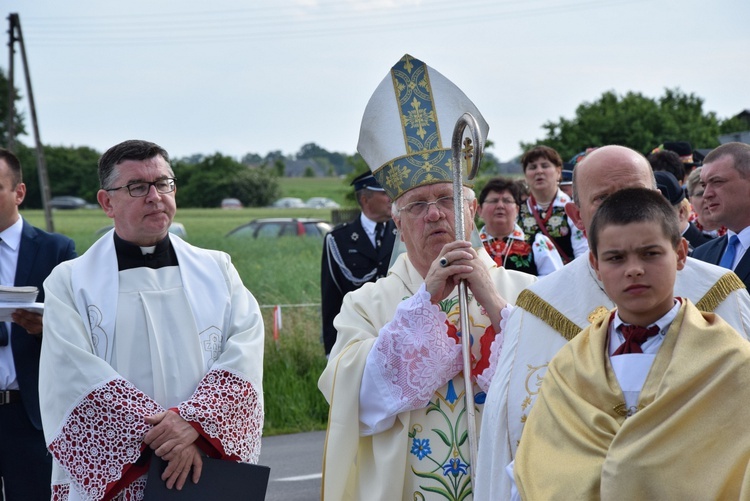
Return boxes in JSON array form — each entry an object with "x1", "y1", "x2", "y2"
[{"x1": 113, "y1": 232, "x2": 179, "y2": 271}]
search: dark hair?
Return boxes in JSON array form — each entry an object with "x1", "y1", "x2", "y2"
[
  {"x1": 704, "y1": 142, "x2": 750, "y2": 178},
  {"x1": 478, "y1": 177, "x2": 520, "y2": 205},
  {"x1": 648, "y1": 150, "x2": 686, "y2": 183},
  {"x1": 98, "y1": 140, "x2": 171, "y2": 189},
  {"x1": 0, "y1": 148, "x2": 22, "y2": 185},
  {"x1": 588, "y1": 187, "x2": 681, "y2": 257},
  {"x1": 521, "y1": 145, "x2": 563, "y2": 171}
]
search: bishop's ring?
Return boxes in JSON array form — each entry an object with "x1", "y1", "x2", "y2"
[{"x1": 439, "y1": 257, "x2": 449, "y2": 268}]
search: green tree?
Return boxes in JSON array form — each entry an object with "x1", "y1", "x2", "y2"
[
  {"x1": 174, "y1": 153, "x2": 279, "y2": 208},
  {"x1": 522, "y1": 88, "x2": 725, "y2": 160},
  {"x1": 0, "y1": 67, "x2": 26, "y2": 147},
  {"x1": 719, "y1": 115, "x2": 750, "y2": 134},
  {"x1": 18, "y1": 144, "x2": 101, "y2": 209},
  {"x1": 274, "y1": 158, "x2": 285, "y2": 177}
]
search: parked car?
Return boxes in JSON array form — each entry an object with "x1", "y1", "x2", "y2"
[
  {"x1": 270, "y1": 197, "x2": 306, "y2": 208},
  {"x1": 221, "y1": 198, "x2": 243, "y2": 209},
  {"x1": 305, "y1": 197, "x2": 340, "y2": 209},
  {"x1": 225, "y1": 218, "x2": 332, "y2": 238},
  {"x1": 49, "y1": 196, "x2": 91, "y2": 210},
  {"x1": 94, "y1": 222, "x2": 188, "y2": 239}
]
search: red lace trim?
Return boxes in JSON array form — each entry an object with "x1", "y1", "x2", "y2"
[
  {"x1": 178, "y1": 369, "x2": 263, "y2": 463},
  {"x1": 49, "y1": 378, "x2": 164, "y2": 501}
]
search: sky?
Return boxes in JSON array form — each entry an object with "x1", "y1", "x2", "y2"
[{"x1": 3, "y1": 0, "x2": 748, "y2": 163}]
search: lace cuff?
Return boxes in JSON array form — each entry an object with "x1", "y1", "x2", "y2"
[
  {"x1": 477, "y1": 304, "x2": 515, "y2": 393},
  {"x1": 177, "y1": 368, "x2": 263, "y2": 464},
  {"x1": 370, "y1": 284, "x2": 463, "y2": 414},
  {"x1": 48, "y1": 378, "x2": 164, "y2": 501}
]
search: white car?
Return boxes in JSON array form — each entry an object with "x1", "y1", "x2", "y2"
[
  {"x1": 305, "y1": 197, "x2": 340, "y2": 209},
  {"x1": 271, "y1": 197, "x2": 306, "y2": 208}
]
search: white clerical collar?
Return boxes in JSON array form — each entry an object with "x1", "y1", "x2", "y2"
[{"x1": 0, "y1": 216, "x2": 23, "y2": 252}]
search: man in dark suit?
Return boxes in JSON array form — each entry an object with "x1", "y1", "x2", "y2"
[
  {"x1": 320, "y1": 172, "x2": 396, "y2": 355},
  {"x1": 653, "y1": 170, "x2": 712, "y2": 253},
  {"x1": 693, "y1": 142, "x2": 750, "y2": 289},
  {"x1": 0, "y1": 148, "x2": 76, "y2": 499}
]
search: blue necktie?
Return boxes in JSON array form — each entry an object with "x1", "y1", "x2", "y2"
[{"x1": 719, "y1": 235, "x2": 740, "y2": 270}]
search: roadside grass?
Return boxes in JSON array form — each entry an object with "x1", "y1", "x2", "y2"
[{"x1": 22, "y1": 207, "x2": 331, "y2": 436}]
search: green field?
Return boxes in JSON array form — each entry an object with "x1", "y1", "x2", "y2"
[
  {"x1": 277, "y1": 176, "x2": 355, "y2": 206},
  {"x1": 22, "y1": 196, "x2": 341, "y2": 435}
]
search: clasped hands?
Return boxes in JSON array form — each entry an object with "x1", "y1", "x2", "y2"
[
  {"x1": 425, "y1": 241, "x2": 507, "y2": 329},
  {"x1": 144, "y1": 410, "x2": 203, "y2": 490}
]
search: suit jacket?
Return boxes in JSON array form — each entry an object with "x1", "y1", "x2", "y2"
[
  {"x1": 682, "y1": 221, "x2": 713, "y2": 254},
  {"x1": 320, "y1": 216, "x2": 396, "y2": 354},
  {"x1": 693, "y1": 234, "x2": 750, "y2": 290},
  {"x1": 11, "y1": 220, "x2": 76, "y2": 429}
]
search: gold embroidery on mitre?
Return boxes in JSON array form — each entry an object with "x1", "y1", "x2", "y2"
[
  {"x1": 516, "y1": 289, "x2": 584, "y2": 341},
  {"x1": 695, "y1": 272, "x2": 745, "y2": 312},
  {"x1": 588, "y1": 306, "x2": 610, "y2": 325}
]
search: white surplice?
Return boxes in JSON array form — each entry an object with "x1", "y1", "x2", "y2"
[{"x1": 40, "y1": 232, "x2": 264, "y2": 501}]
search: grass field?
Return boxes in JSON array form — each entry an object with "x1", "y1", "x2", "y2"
[
  {"x1": 278, "y1": 176, "x2": 354, "y2": 206},
  {"x1": 22, "y1": 190, "x2": 341, "y2": 435}
]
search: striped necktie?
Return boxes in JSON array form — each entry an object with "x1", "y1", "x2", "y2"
[{"x1": 375, "y1": 222, "x2": 385, "y2": 248}]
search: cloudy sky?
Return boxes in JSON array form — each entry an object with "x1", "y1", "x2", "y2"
[{"x1": 4, "y1": 0, "x2": 748, "y2": 162}]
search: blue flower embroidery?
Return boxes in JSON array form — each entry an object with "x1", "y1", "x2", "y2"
[
  {"x1": 445, "y1": 380, "x2": 458, "y2": 404},
  {"x1": 442, "y1": 458, "x2": 469, "y2": 477},
  {"x1": 410, "y1": 438, "x2": 431, "y2": 460}
]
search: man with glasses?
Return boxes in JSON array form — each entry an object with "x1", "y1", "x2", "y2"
[
  {"x1": 39, "y1": 140, "x2": 265, "y2": 500},
  {"x1": 318, "y1": 55, "x2": 535, "y2": 500}
]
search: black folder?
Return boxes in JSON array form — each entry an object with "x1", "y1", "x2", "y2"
[{"x1": 143, "y1": 456, "x2": 270, "y2": 500}]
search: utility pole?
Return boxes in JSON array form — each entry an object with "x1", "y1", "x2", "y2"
[{"x1": 7, "y1": 13, "x2": 54, "y2": 232}]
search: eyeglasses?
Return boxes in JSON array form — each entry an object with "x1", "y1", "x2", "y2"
[
  {"x1": 483, "y1": 197, "x2": 516, "y2": 206},
  {"x1": 106, "y1": 178, "x2": 176, "y2": 198},
  {"x1": 399, "y1": 196, "x2": 458, "y2": 217}
]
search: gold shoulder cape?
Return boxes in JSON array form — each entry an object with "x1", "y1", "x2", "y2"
[{"x1": 515, "y1": 300, "x2": 750, "y2": 500}]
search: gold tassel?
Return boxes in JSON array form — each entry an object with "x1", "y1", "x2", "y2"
[
  {"x1": 516, "y1": 290, "x2": 584, "y2": 341},
  {"x1": 695, "y1": 273, "x2": 746, "y2": 312}
]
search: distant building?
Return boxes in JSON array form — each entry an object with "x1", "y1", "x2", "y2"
[{"x1": 719, "y1": 109, "x2": 750, "y2": 145}]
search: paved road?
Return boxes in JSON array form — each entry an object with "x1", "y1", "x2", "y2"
[{"x1": 260, "y1": 430, "x2": 325, "y2": 501}]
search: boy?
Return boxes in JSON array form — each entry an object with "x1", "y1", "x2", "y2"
[{"x1": 513, "y1": 188, "x2": 750, "y2": 499}]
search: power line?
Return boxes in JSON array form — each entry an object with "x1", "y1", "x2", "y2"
[{"x1": 21, "y1": 0, "x2": 644, "y2": 47}]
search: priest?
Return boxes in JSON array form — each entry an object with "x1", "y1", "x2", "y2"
[
  {"x1": 318, "y1": 54, "x2": 535, "y2": 500},
  {"x1": 39, "y1": 140, "x2": 265, "y2": 500}
]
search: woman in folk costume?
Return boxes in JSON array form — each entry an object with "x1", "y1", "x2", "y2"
[
  {"x1": 477, "y1": 176, "x2": 564, "y2": 276},
  {"x1": 318, "y1": 54, "x2": 535, "y2": 500},
  {"x1": 518, "y1": 145, "x2": 588, "y2": 263}
]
